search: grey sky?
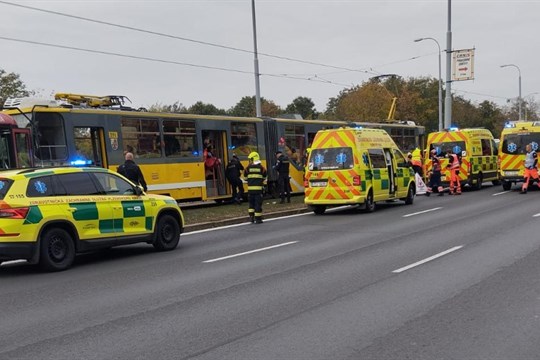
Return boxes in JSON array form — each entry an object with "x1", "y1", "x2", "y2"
[{"x1": 1, "y1": 0, "x2": 538, "y2": 114}]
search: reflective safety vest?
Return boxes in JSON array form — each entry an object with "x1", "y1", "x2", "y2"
[
  {"x1": 431, "y1": 156, "x2": 442, "y2": 172},
  {"x1": 449, "y1": 153, "x2": 460, "y2": 170},
  {"x1": 245, "y1": 163, "x2": 267, "y2": 193},
  {"x1": 524, "y1": 151, "x2": 537, "y2": 169}
]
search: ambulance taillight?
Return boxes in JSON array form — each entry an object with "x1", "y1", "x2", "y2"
[{"x1": 353, "y1": 175, "x2": 361, "y2": 186}]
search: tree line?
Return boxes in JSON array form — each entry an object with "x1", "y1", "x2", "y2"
[{"x1": 1, "y1": 68, "x2": 537, "y2": 136}]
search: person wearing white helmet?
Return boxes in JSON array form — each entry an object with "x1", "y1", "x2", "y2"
[{"x1": 244, "y1": 152, "x2": 267, "y2": 224}]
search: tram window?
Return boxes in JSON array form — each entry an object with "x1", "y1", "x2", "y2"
[
  {"x1": 35, "y1": 113, "x2": 67, "y2": 161},
  {"x1": 231, "y1": 122, "x2": 257, "y2": 157},
  {"x1": 284, "y1": 124, "x2": 305, "y2": 164},
  {"x1": 162, "y1": 120, "x2": 197, "y2": 158},
  {"x1": 121, "y1": 117, "x2": 160, "y2": 158}
]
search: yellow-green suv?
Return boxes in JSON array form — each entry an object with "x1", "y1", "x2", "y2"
[{"x1": 0, "y1": 167, "x2": 184, "y2": 271}]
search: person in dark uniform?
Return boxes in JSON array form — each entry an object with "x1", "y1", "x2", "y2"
[
  {"x1": 117, "y1": 152, "x2": 148, "y2": 192},
  {"x1": 273, "y1": 150, "x2": 291, "y2": 203},
  {"x1": 225, "y1": 154, "x2": 245, "y2": 204},
  {"x1": 244, "y1": 151, "x2": 267, "y2": 224},
  {"x1": 425, "y1": 149, "x2": 444, "y2": 196}
]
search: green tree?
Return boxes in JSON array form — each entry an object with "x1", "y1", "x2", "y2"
[
  {"x1": 188, "y1": 101, "x2": 226, "y2": 115},
  {"x1": 0, "y1": 69, "x2": 32, "y2": 107},
  {"x1": 228, "y1": 96, "x2": 282, "y2": 117},
  {"x1": 284, "y1": 96, "x2": 318, "y2": 119}
]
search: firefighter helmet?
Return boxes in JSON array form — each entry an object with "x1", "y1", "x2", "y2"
[{"x1": 248, "y1": 151, "x2": 260, "y2": 161}]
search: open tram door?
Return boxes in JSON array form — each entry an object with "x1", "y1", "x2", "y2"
[
  {"x1": 0, "y1": 114, "x2": 33, "y2": 169},
  {"x1": 73, "y1": 127, "x2": 108, "y2": 168},
  {"x1": 202, "y1": 130, "x2": 227, "y2": 200}
]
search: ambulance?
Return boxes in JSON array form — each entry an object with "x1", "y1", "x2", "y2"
[
  {"x1": 425, "y1": 128, "x2": 499, "y2": 190},
  {"x1": 498, "y1": 121, "x2": 540, "y2": 190},
  {"x1": 304, "y1": 127, "x2": 416, "y2": 215}
]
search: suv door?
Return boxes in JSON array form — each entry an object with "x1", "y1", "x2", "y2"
[
  {"x1": 92, "y1": 172, "x2": 152, "y2": 237},
  {"x1": 55, "y1": 172, "x2": 115, "y2": 240}
]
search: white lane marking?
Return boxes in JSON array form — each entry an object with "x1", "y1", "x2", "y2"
[
  {"x1": 0, "y1": 259, "x2": 27, "y2": 267},
  {"x1": 203, "y1": 241, "x2": 298, "y2": 263},
  {"x1": 392, "y1": 246, "x2": 463, "y2": 273},
  {"x1": 184, "y1": 213, "x2": 311, "y2": 235},
  {"x1": 493, "y1": 191, "x2": 511, "y2": 196},
  {"x1": 533, "y1": 213, "x2": 540, "y2": 217},
  {"x1": 402, "y1": 207, "x2": 442, "y2": 218}
]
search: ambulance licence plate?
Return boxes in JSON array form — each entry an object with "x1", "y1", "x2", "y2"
[
  {"x1": 311, "y1": 181, "x2": 328, "y2": 187},
  {"x1": 505, "y1": 171, "x2": 518, "y2": 176}
]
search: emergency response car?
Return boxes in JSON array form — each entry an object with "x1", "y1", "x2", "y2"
[
  {"x1": 498, "y1": 121, "x2": 540, "y2": 190},
  {"x1": 304, "y1": 127, "x2": 416, "y2": 214},
  {"x1": 426, "y1": 128, "x2": 499, "y2": 190},
  {"x1": 0, "y1": 167, "x2": 184, "y2": 271}
]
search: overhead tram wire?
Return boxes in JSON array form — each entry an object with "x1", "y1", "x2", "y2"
[
  {"x1": 0, "y1": 36, "x2": 353, "y2": 88},
  {"x1": 0, "y1": 0, "x2": 378, "y2": 76}
]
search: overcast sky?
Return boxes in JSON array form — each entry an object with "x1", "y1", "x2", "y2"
[{"x1": 1, "y1": 0, "x2": 538, "y2": 114}]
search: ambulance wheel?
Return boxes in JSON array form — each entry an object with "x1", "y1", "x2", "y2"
[
  {"x1": 153, "y1": 214, "x2": 181, "y2": 251},
  {"x1": 474, "y1": 173, "x2": 483, "y2": 190},
  {"x1": 364, "y1": 191, "x2": 375, "y2": 213},
  {"x1": 404, "y1": 184, "x2": 415, "y2": 205},
  {"x1": 313, "y1": 205, "x2": 326, "y2": 215},
  {"x1": 502, "y1": 181, "x2": 512, "y2": 191},
  {"x1": 39, "y1": 228, "x2": 75, "y2": 272}
]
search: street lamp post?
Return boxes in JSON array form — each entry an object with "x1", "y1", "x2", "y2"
[
  {"x1": 500, "y1": 64, "x2": 522, "y2": 120},
  {"x1": 415, "y1": 37, "x2": 443, "y2": 131}
]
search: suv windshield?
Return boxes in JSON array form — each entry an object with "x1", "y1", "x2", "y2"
[
  {"x1": 502, "y1": 133, "x2": 540, "y2": 154},
  {"x1": 309, "y1": 147, "x2": 354, "y2": 170}
]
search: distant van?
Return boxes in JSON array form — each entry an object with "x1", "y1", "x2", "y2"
[
  {"x1": 304, "y1": 127, "x2": 416, "y2": 214},
  {"x1": 498, "y1": 121, "x2": 540, "y2": 190},
  {"x1": 425, "y1": 128, "x2": 498, "y2": 190}
]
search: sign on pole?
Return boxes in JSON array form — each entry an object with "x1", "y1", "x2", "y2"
[{"x1": 452, "y1": 48, "x2": 475, "y2": 81}]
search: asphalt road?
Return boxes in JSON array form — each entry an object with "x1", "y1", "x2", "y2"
[{"x1": 2, "y1": 184, "x2": 540, "y2": 359}]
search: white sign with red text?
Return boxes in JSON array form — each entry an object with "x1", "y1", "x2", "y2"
[{"x1": 452, "y1": 48, "x2": 475, "y2": 81}]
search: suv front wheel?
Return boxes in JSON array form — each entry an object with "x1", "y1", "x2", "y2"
[
  {"x1": 153, "y1": 214, "x2": 181, "y2": 251},
  {"x1": 40, "y1": 228, "x2": 76, "y2": 271}
]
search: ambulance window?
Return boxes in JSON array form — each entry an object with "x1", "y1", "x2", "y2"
[
  {"x1": 56, "y1": 173, "x2": 101, "y2": 196},
  {"x1": 0, "y1": 179, "x2": 13, "y2": 200},
  {"x1": 92, "y1": 172, "x2": 135, "y2": 195},
  {"x1": 393, "y1": 149, "x2": 407, "y2": 167},
  {"x1": 368, "y1": 149, "x2": 386, "y2": 168},
  {"x1": 491, "y1": 140, "x2": 499, "y2": 155},
  {"x1": 481, "y1": 139, "x2": 492, "y2": 156},
  {"x1": 309, "y1": 147, "x2": 353, "y2": 170},
  {"x1": 27, "y1": 176, "x2": 54, "y2": 197}
]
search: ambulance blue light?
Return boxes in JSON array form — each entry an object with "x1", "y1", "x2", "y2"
[
  {"x1": 449, "y1": 126, "x2": 459, "y2": 131},
  {"x1": 70, "y1": 159, "x2": 93, "y2": 166}
]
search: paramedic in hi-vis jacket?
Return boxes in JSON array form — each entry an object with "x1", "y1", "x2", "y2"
[
  {"x1": 244, "y1": 152, "x2": 267, "y2": 224},
  {"x1": 446, "y1": 149, "x2": 462, "y2": 195},
  {"x1": 521, "y1": 143, "x2": 539, "y2": 194}
]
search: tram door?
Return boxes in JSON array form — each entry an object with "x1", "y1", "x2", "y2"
[
  {"x1": 12, "y1": 128, "x2": 33, "y2": 168},
  {"x1": 202, "y1": 130, "x2": 227, "y2": 198},
  {"x1": 0, "y1": 127, "x2": 32, "y2": 169},
  {"x1": 73, "y1": 127, "x2": 107, "y2": 168}
]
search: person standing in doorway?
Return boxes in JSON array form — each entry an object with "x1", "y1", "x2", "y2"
[
  {"x1": 117, "y1": 152, "x2": 148, "y2": 192},
  {"x1": 273, "y1": 150, "x2": 291, "y2": 203},
  {"x1": 244, "y1": 152, "x2": 267, "y2": 224}
]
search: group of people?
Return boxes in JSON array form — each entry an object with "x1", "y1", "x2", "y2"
[{"x1": 422, "y1": 149, "x2": 462, "y2": 196}]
